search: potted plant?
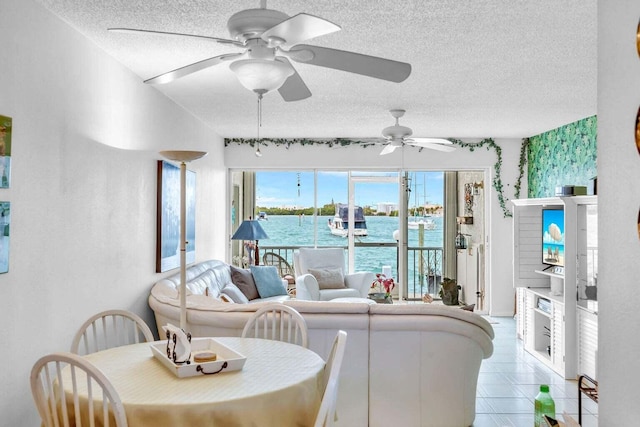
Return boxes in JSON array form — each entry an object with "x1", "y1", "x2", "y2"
[{"x1": 369, "y1": 273, "x2": 395, "y2": 304}]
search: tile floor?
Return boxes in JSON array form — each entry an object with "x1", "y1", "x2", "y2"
[{"x1": 473, "y1": 316, "x2": 598, "y2": 426}]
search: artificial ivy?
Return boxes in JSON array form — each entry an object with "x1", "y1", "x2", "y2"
[
  {"x1": 224, "y1": 137, "x2": 379, "y2": 149},
  {"x1": 224, "y1": 136, "x2": 523, "y2": 218},
  {"x1": 514, "y1": 138, "x2": 530, "y2": 200}
]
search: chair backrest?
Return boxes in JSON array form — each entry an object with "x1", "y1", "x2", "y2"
[
  {"x1": 262, "y1": 252, "x2": 294, "y2": 277},
  {"x1": 295, "y1": 248, "x2": 346, "y2": 276},
  {"x1": 315, "y1": 330, "x2": 348, "y2": 427},
  {"x1": 30, "y1": 352, "x2": 128, "y2": 427},
  {"x1": 71, "y1": 309, "x2": 154, "y2": 355},
  {"x1": 241, "y1": 303, "x2": 309, "y2": 348}
]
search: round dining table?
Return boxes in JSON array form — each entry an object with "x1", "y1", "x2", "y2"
[{"x1": 65, "y1": 337, "x2": 325, "y2": 427}]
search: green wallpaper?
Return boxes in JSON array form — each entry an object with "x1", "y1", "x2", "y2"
[{"x1": 527, "y1": 116, "x2": 597, "y2": 198}]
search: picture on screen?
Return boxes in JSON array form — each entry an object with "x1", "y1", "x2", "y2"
[{"x1": 542, "y1": 209, "x2": 565, "y2": 267}]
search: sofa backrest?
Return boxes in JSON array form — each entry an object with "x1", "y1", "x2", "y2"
[
  {"x1": 156, "y1": 260, "x2": 231, "y2": 298},
  {"x1": 295, "y1": 248, "x2": 346, "y2": 276}
]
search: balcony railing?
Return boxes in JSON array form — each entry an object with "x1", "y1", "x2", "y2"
[{"x1": 260, "y1": 244, "x2": 443, "y2": 301}]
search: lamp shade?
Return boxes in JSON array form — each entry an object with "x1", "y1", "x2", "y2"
[
  {"x1": 229, "y1": 59, "x2": 294, "y2": 92},
  {"x1": 231, "y1": 219, "x2": 269, "y2": 241}
]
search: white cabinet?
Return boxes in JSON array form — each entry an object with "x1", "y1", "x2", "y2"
[
  {"x1": 578, "y1": 307, "x2": 598, "y2": 380},
  {"x1": 522, "y1": 288, "x2": 564, "y2": 375},
  {"x1": 511, "y1": 196, "x2": 597, "y2": 380}
]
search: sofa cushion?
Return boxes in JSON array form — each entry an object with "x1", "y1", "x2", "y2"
[
  {"x1": 230, "y1": 266, "x2": 260, "y2": 300},
  {"x1": 187, "y1": 269, "x2": 224, "y2": 297},
  {"x1": 319, "y1": 288, "x2": 361, "y2": 301},
  {"x1": 221, "y1": 282, "x2": 249, "y2": 304},
  {"x1": 308, "y1": 267, "x2": 346, "y2": 289},
  {"x1": 250, "y1": 266, "x2": 288, "y2": 298}
]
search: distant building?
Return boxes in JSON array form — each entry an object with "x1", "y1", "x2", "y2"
[{"x1": 377, "y1": 202, "x2": 398, "y2": 215}]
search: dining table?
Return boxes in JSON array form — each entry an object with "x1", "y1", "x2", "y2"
[{"x1": 61, "y1": 337, "x2": 325, "y2": 427}]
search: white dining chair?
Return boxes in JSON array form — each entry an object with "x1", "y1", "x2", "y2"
[
  {"x1": 241, "y1": 303, "x2": 309, "y2": 348},
  {"x1": 30, "y1": 352, "x2": 128, "y2": 427},
  {"x1": 70, "y1": 309, "x2": 154, "y2": 355},
  {"x1": 315, "y1": 330, "x2": 348, "y2": 427}
]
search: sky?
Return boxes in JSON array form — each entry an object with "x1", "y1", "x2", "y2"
[{"x1": 255, "y1": 171, "x2": 444, "y2": 208}]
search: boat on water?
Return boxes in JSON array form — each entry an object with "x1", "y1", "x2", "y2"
[
  {"x1": 408, "y1": 216, "x2": 436, "y2": 230},
  {"x1": 327, "y1": 204, "x2": 368, "y2": 237},
  {"x1": 408, "y1": 173, "x2": 436, "y2": 230},
  {"x1": 258, "y1": 211, "x2": 268, "y2": 221}
]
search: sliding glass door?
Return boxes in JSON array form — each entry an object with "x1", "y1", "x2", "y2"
[{"x1": 230, "y1": 168, "x2": 483, "y2": 305}]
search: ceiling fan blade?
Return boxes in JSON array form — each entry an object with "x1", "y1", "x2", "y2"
[
  {"x1": 405, "y1": 140, "x2": 457, "y2": 152},
  {"x1": 108, "y1": 28, "x2": 243, "y2": 46},
  {"x1": 290, "y1": 44, "x2": 411, "y2": 83},
  {"x1": 409, "y1": 137, "x2": 453, "y2": 145},
  {"x1": 144, "y1": 53, "x2": 243, "y2": 84},
  {"x1": 276, "y1": 58, "x2": 312, "y2": 102},
  {"x1": 380, "y1": 144, "x2": 398, "y2": 155},
  {"x1": 261, "y1": 13, "x2": 340, "y2": 48}
]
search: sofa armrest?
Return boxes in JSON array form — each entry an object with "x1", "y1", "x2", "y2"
[
  {"x1": 295, "y1": 273, "x2": 320, "y2": 300},
  {"x1": 345, "y1": 272, "x2": 376, "y2": 298}
]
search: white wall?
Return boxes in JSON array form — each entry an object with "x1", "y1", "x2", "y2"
[
  {"x1": 225, "y1": 138, "x2": 522, "y2": 316},
  {"x1": 0, "y1": 1, "x2": 226, "y2": 425},
  {"x1": 598, "y1": 0, "x2": 640, "y2": 423}
]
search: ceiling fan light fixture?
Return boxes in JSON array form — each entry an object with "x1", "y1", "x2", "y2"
[{"x1": 230, "y1": 58, "x2": 294, "y2": 92}]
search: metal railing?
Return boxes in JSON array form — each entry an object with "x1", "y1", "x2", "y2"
[{"x1": 260, "y1": 244, "x2": 444, "y2": 301}]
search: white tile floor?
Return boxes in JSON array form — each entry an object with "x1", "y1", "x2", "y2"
[{"x1": 473, "y1": 316, "x2": 598, "y2": 427}]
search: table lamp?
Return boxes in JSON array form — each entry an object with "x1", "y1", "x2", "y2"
[
  {"x1": 232, "y1": 217, "x2": 269, "y2": 266},
  {"x1": 159, "y1": 150, "x2": 207, "y2": 331}
]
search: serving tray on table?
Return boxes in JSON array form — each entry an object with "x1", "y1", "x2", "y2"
[{"x1": 151, "y1": 337, "x2": 246, "y2": 378}]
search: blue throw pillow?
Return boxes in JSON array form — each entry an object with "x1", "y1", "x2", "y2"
[{"x1": 250, "y1": 266, "x2": 287, "y2": 298}]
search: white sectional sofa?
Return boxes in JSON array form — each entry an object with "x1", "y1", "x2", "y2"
[{"x1": 149, "y1": 260, "x2": 494, "y2": 427}]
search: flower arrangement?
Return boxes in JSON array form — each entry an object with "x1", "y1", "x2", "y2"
[{"x1": 371, "y1": 273, "x2": 395, "y2": 297}]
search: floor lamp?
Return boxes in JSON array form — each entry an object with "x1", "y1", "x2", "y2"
[{"x1": 159, "y1": 150, "x2": 207, "y2": 331}]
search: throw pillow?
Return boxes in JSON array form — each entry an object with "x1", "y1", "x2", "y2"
[
  {"x1": 230, "y1": 265, "x2": 260, "y2": 300},
  {"x1": 221, "y1": 282, "x2": 250, "y2": 304},
  {"x1": 250, "y1": 265, "x2": 287, "y2": 298},
  {"x1": 307, "y1": 267, "x2": 345, "y2": 289}
]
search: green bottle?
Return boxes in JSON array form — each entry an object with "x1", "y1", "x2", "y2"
[{"x1": 534, "y1": 384, "x2": 556, "y2": 427}]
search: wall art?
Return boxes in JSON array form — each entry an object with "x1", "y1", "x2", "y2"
[
  {"x1": 0, "y1": 202, "x2": 9, "y2": 273},
  {"x1": 156, "y1": 160, "x2": 196, "y2": 273},
  {"x1": 0, "y1": 116, "x2": 11, "y2": 188},
  {"x1": 636, "y1": 106, "x2": 640, "y2": 156}
]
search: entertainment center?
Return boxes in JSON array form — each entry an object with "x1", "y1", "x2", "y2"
[{"x1": 511, "y1": 196, "x2": 598, "y2": 380}]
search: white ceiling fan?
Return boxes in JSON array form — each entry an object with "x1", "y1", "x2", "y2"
[
  {"x1": 108, "y1": 0, "x2": 411, "y2": 102},
  {"x1": 377, "y1": 109, "x2": 456, "y2": 155}
]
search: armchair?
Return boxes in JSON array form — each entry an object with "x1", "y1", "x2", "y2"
[{"x1": 293, "y1": 248, "x2": 375, "y2": 301}]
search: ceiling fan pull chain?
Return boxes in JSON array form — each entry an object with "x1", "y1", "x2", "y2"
[{"x1": 255, "y1": 91, "x2": 264, "y2": 157}]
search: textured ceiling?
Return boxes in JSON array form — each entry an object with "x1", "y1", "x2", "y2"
[{"x1": 35, "y1": 0, "x2": 597, "y2": 140}]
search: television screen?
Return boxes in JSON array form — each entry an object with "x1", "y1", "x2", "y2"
[{"x1": 542, "y1": 209, "x2": 565, "y2": 267}]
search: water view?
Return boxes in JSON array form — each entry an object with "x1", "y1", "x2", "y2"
[{"x1": 259, "y1": 215, "x2": 444, "y2": 297}]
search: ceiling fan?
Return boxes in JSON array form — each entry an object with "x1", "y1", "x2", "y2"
[
  {"x1": 108, "y1": 0, "x2": 411, "y2": 102},
  {"x1": 377, "y1": 109, "x2": 456, "y2": 155}
]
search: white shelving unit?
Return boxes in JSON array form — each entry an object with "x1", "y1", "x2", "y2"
[{"x1": 512, "y1": 196, "x2": 597, "y2": 380}]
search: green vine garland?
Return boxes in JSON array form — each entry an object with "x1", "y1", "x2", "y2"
[
  {"x1": 224, "y1": 137, "x2": 378, "y2": 149},
  {"x1": 514, "y1": 138, "x2": 529, "y2": 200},
  {"x1": 225, "y1": 137, "x2": 529, "y2": 218}
]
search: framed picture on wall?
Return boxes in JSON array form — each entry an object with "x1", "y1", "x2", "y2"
[
  {"x1": 156, "y1": 160, "x2": 196, "y2": 273},
  {"x1": 0, "y1": 202, "x2": 9, "y2": 273},
  {"x1": 0, "y1": 115, "x2": 12, "y2": 188}
]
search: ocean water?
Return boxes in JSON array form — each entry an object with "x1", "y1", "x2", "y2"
[{"x1": 259, "y1": 215, "x2": 444, "y2": 295}]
